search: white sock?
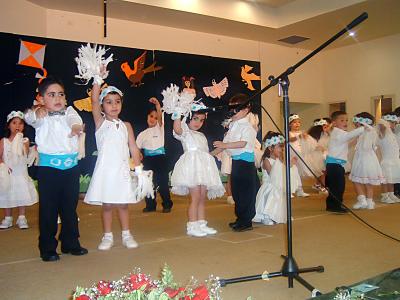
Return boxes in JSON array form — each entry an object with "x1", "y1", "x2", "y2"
[
  {"x1": 104, "y1": 232, "x2": 113, "y2": 238},
  {"x1": 381, "y1": 192, "x2": 388, "y2": 197},
  {"x1": 121, "y1": 230, "x2": 131, "y2": 237}
]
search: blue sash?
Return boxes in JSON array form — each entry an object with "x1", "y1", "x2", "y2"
[
  {"x1": 144, "y1": 147, "x2": 166, "y2": 157},
  {"x1": 232, "y1": 152, "x2": 255, "y2": 162},
  {"x1": 39, "y1": 152, "x2": 78, "y2": 170},
  {"x1": 325, "y1": 155, "x2": 346, "y2": 167}
]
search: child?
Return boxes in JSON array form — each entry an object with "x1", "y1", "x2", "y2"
[
  {"x1": 84, "y1": 83, "x2": 144, "y2": 250},
  {"x1": 349, "y1": 113, "x2": 384, "y2": 209},
  {"x1": 24, "y1": 77, "x2": 87, "y2": 261},
  {"x1": 253, "y1": 132, "x2": 286, "y2": 225},
  {"x1": 288, "y1": 114, "x2": 310, "y2": 197},
  {"x1": 377, "y1": 113, "x2": 400, "y2": 204},
  {"x1": 0, "y1": 111, "x2": 38, "y2": 229},
  {"x1": 213, "y1": 94, "x2": 260, "y2": 232},
  {"x1": 171, "y1": 110, "x2": 225, "y2": 237},
  {"x1": 136, "y1": 97, "x2": 173, "y2": 213},
  {"x1": 325, "y1": 111, "x2": 365, "y2": 213}
]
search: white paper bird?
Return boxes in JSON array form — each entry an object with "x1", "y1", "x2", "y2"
[
  {"x1": 203, "y1": 77, "x2": 229, "y2": 99},
  {"x1": 75, "y1": 43, "x2": 113, "y2": 85},
  {"x1": 161, "y1": 83, "x2": 196, "y2": 119}
]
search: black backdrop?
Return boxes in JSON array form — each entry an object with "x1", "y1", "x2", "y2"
[{"x1": 0, "y1": 32, "x2": 261, "y2": 176}]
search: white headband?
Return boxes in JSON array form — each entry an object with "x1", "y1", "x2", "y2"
[
  {"x1": 191, "y1": 99, "x2": 207, "y2": 112},
  {"x1": 99, "y1": 86, "x2": 123, "y2": 104},
  {"x1": 7, "y1": 111, "x2": 24, "y2": 122},
  {"x1": 289, "y1": 114, "x2": 300, "y2": 123},
  {"x1": 352, "y1": 116, "x2": 373, "y2": 125},
  {"x1": 313, "y1": 119, "x2": 328, "y2": 126},
  {"x1": 382, "y1": 114, "x2": 398, "y2": 123},
  {"x1": 264, "y1": 135, "x2": 285, "y2": 148}
]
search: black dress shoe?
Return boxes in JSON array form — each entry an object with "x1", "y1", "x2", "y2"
[
  {"x1": 41, "y1": 252, "x2": 60, "y2": 262},
  {"x1": 232, "y1": 224, "x2": 253, "y2": 232},
  {"x1": 162, "y1": 207, "x2": 171, "y2": 213},
  {"x1": 228, "y1": 221, "x2": 237, "y2": 228},
  {"x1": 61, "y1": 247, "x2": 88, "y2": 256},
  {"x1": 326, "y1": 207, "x2": 348, "y2": 214},
  {"x1": 142, "y1": 207, "x2": 156, "y2": 213}
]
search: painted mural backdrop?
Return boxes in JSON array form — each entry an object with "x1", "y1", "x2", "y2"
[{"x1": 0, "y1": 32, "x2": 261, "y2": 178}]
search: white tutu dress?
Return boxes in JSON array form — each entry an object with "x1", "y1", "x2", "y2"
[
  {"x1": 299, "y1": 135, "x2": 325, "y2": 177},
  {"x1": 171, "y1": 121, "x2": 225, "y2": 199},
  {"x1": 0, "y1": 136, "x2": 38, "y2": 208},
  {"x1": 253, "y1": 158, "x2": 287, "y2": 224},
  {"x1": 377, "y1": 120, "x2": 400, "y2": 183},
  {"x1": 84, "y1": 119, "x2": 139, "y2": 205},
  {"x1": 349, "y1": 128, "x2": 385, "y2": 185}
]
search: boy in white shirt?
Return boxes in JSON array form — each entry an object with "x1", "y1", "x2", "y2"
[
  {"x1": 325, "y1": 111, "x2": 364, "y2": 213},
  {"x1": 213, "y1": 94, "x2": 260, "y2": 231},
  {"x1": 25, "y1": 77, "x2": 87, "y2": 261}
]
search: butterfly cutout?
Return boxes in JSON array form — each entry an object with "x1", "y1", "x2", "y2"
[{"x1": 202, "y1": 77, "x2": 229, "y2": 99}]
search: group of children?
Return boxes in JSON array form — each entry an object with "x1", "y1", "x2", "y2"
[{"x1": 1, "y1": 72, "x2": 400, "y2": 261}]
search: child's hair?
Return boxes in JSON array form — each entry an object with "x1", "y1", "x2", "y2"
[
  {"x1": 4, "y1": 116, "x2": 26, "y2": 138},
  {"x1": 185, "y1": 111, "x2": 207, "y2": 125},
  {"x1": 394, "y1": 107, "x2": 400, "y2": 117},
  {"x1": 37, "y1": 76, "x2": 65, "y2": 96},
  {"x1": 228, "y1": 93, "x2": 251, "y2": 110},
  {"x1": 353, "y1": 112, "x2": 374, "y2": 125},
  {"x1": 323, "y1": 117, "x2": 332, "y2": 124},
  {"x1": 182, "y1": 76, "x2": 195, "y2": 89},
  {"x1": 261, "y1": 131, "x2": 281, "y2": 160},
  {"x1": 330, "y1": 110, "x2": 346, "y2": 121},
  {"x1": 308, "y1": 119, "x2": 324, "y2": 141}
]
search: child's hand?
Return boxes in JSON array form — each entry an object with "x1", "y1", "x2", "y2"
[
  {"x1": 35, "y1": 106, "x2": 48, "y2": 119},
  {"x1": 149, "y1": 97, "x2": 160, "y2": 107},
  {"x1": 301, "y1": 132, "x2": 308, "y2": 139},
  {"x1": 70, "y1": 124, "x2": 84, "y2": 137},
  {"x1": 213, "y1": 141, "x2": 225, "y2": 149}
]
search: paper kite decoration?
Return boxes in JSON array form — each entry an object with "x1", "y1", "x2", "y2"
[
  {"x1": 73, "y1": 83, "x2": 108, "y2": 112},
  {"x1": 17, "y1": 40, "x2": 47, "y2": 80},
  {"x1": 202, "y1": 77, "x2": 229, "y2": 99},
  {"x1": 121, "y1": 51, "x2": 162, "y2": 87},
  {"x1": 241, "y1": 65, "x2": 260, "y2": 91}
]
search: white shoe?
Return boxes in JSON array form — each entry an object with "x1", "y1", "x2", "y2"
[
  {"x1": 261, "y1": 217, "x2": 275, "y2": 226},
  {"x1": 98, "y1": 234, "x2": 114, "y2": 251},
  {"x1": 186, "y1": 221, "x2": 207, "y2": 237},
  {"x1": 296, "y1": 190, "x2": 310, "y2": 197},
  {"x1": 16, "y1": 216, "x2": 29, "y2": 229},
  {"x1": 57, "y1": 216, "x2": 61, "y2": 224},
  {"x1": 388, "y1": 193, "x2": 400, "y2": 203},
  {"x1": 380, "y1": 194, "x2": 395, "y2": 204},
  {"x1": 366, "y1": 198, "x2": 375, "y2": 210},
  {"x1": 353, "y1": 195, "x2": 368, "y2": 209},
  {"x1": 198, "y1": 220, "x2": 217, "y2": 235},
  {"x1": 226, "y1": 196, "x2": 235, "y2": 205},
  {"x1": 0, "y1": 217, "x2": 13, "y2": 229},
  {"x1": 122, "y1": 234, "x2": 138, "y2": 249}
]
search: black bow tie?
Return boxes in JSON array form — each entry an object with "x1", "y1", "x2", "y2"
[{"x1": 48, "y1": 110, "x2": 66, "y2": 116}]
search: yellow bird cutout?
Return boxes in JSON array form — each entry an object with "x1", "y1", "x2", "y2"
[
  {"x1": 74, "y1": 83, "x2": 108, "y2": 112},
  {"x1": 241, "y1": 65, "x2": 261, "y2": 91}
]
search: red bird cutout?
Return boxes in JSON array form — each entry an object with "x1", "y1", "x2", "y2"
[{"x1": 121, "y1": 51, "x2": 162, "y2": 87}]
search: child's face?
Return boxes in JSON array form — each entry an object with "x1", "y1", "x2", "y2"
[
  {"x1": 147, "y1": 111, "x2": 158, "y2": 127},
  {"x1": 322, "y1": 123, "x2": 330, "y2": 133},
  {"x1": 102, "y1": 94, "x2": 122, "y2": 119},
  {"x1": 231, "y1": 107, "x2": 249, "y2": 121},
  {"x1": 271, "y1": 143, "x2": 283, "y2": 158},
  {"x1": 188, "y1": 113, "x2": 205, "y2": 131},
  {"x1": 290, "y1": 119, "x2": 301, "y2": 131},
  {"x1": 388, "y1": 121, "x2": 395, "y2": 130},
  {"x1": 8, "y1": 118, "x2": 24, "y2": 135},
  {"x1": 40, "y1": 83, "x2": 66, "y2": 112},
  {"x1": 333, "y1": 114, "x2": 348, "y2": 130}
]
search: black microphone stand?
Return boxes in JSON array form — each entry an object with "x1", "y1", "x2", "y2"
[{"x1": 218, "y1": 12, "x2": 369, "y2": 296}]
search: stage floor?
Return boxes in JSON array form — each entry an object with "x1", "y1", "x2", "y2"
[{"x1": 0, "y1": 179, "x2": 399, "y2": 300}]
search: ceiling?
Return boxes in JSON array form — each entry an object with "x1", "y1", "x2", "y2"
[{"x1": 27, "y1": 0, "x2": 400, "y2": 50}]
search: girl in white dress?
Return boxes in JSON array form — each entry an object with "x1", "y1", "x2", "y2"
[
  {"x1": 0, "y1": 111, "x2": 38, "y2": 229},
  {"x1": 253, "y1": 132, "x2": 287, "y2": 225},
  {"x1": 349, "y1": 112, "x2": 385, "y2": 210},
  {"x1": 84, "y1": 83, "x2": 144, "y2": 250},
  {"x1": 377, "y1": 114, "x2": 400, "y2": 204},
  {"x1": 172, "y1": 112, "x2": 225, "y2": 237},
  {"x1": 288, "y1": 114, "x2": 309, "y2": 197}
]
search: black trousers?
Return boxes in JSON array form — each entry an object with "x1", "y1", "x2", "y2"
[
  {"x1": 231, "y1": 160, "x2": 260, "y2": 226},
  {"x1": 143, "y1": 155, "x2": 173, "y2": 209},
  {"x1": 325, "y1": 163, "x2": 345, "y2": 210},
  {"x1": 394, "y1": 183, "x2": 400, "y2": 196},
  {"x1": 37, "y1": 166, "x2": 81, "y2": 255}
]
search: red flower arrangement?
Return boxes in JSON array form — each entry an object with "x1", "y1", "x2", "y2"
[{"x1": 72, "y1": 264, "x2": 221, "y2": 300}]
